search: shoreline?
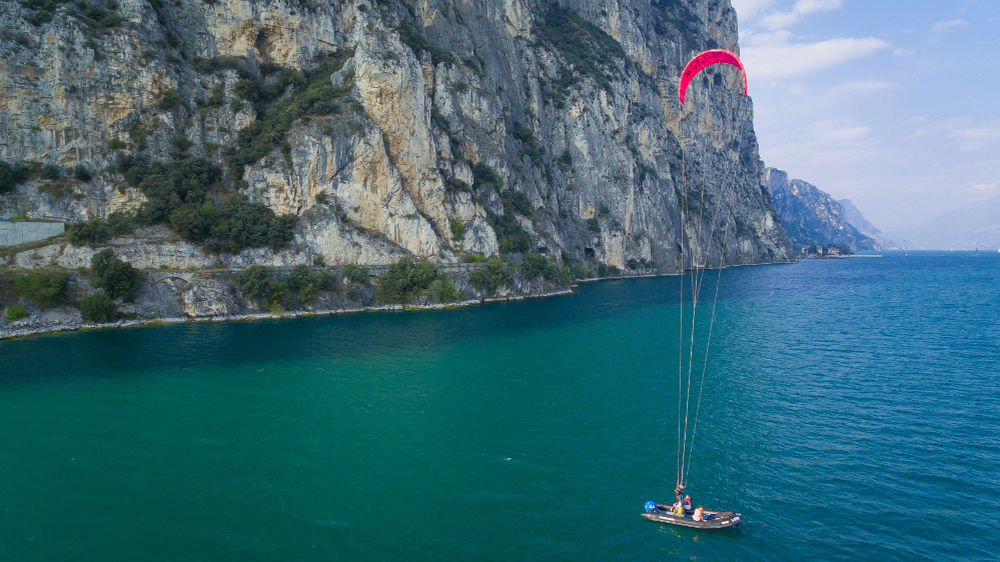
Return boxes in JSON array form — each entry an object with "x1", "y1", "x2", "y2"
[
  {"x1": 1, "y1": 258, "x2": 795, "y2": 342},
  {"x1": 0, "y1": 288, "x2": 576, "y2": 342}
]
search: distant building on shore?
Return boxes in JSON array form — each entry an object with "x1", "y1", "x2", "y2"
[{"x1": 800, "y1": 244, "x2": 849, "y2": 257}]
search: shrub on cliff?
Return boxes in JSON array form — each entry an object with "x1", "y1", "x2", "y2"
[
  {"x1": 72, "y1": 165, "x2": 93, "y2": 182},
  {"x1": 471, "y1": 163, "x2": 503, "y2": 191},
  {"x1": 626, "y1": 257, "x2": 657, "y2": 271},
  {"x1": 522, "y1": 253, "x2": 571, "y2": 284},
  {"x1": 13, "y1": 269, "x2": 69, "y2": 308},
  {"x1": 596, "y1": 264, "x2": 620, "y2": 277},
  {"x1": 234, "y1": 264, "x2": 342, "y2": 312},
  {"x1": 427, "y1": 277, "x2": 461, "y2": 303},
  {"x1": 20, "y1": 0, "x2": 123, "y2": 29},
  {"x1": 90, "y1": 249, "x2": 142, "y2": 302},
  {"x1": 80, "y1": 292, "x2": 117, "y2": 323},
  {"x1": 342, "y1": 264, "x2": 370, "y2": 284},
  {"x1": 225, "y1": 52, "x2": 352, "y2": 179},
  {"x1": 535, "y1": 5, "x2": 625, "y2": 92},
  {"x1": 285, "y1": 265, "x2": 340, "y2": 305},
  {"x1": 0, "y1": 160, "x2": 60, "y2": 194},
  {"x1": 503, "y1": 190, "x2": 534, "y2": 218},
  {"x1": 116, "y1": 154, "x2": 295, "y2": 254},
  {"x1": 201, "y1": 199, "x2": 296, "y2": 254},
  {"x1": 6, "y1": 304, "x2": 29, "y2": 322},
  {"x1": 469, "y1": 255, "x2": 512, "y2": 296},
  {"x1": 450, "y1": 218, "x2": 465, "y2": 241},
  {"x1": 522, "y1": 253, "x2": 549, "y2": 280},
  {"x1": 67, "y1": 211, "x2": 134, "y2": 246},
  {"x1": 487, "y1": 212, "x2": 531, "y2": 254},
  {"x1": 396, "y1": 21, "x2": 457, "y2": 66},
  {"x1": 375, "y1": 259, "x2": 448, "y2": 304},
  {"x1": 236, "y1": 265, "x2": 286, "y2": 310},
  {"x1": 0, "y1": 161, "x2": 32, "y2": 194}
]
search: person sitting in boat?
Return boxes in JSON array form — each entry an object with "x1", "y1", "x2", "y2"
[
  {"x1": 683, "y1": 495, "x2": 693, "y2": 513},
  {"x1": 692, "y1": 505, "x2": 705, "y2": 522}
]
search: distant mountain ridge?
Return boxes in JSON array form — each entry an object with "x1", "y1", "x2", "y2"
[
  {"x1": 891, "y1": 196, "x2": 1000, "y2": 250},
  {"x1": 838, "y1": 199, "x2": 895, "y2": 249},
  {"x1": 766, "y1": 169, "x2": 879, "y2": 251}
]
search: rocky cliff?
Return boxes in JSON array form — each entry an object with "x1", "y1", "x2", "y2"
[
  {"x1": 1, "y1": 0, "x2": 792, "y2": 334},
  {"x1": 767, "y1": 168, "x2": 876, "y2": 251}
]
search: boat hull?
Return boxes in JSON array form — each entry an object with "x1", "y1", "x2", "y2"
[{"x1": 642, "y1": 502, "x2": 742, "y2": 529}]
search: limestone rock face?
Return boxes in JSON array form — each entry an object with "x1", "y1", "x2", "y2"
[
  {"x1": 1, "y1": 0, "x2": 792, "y2": 271},
  {"x1": 767, "y1": 168, "x2": 878, "y2": 251}
]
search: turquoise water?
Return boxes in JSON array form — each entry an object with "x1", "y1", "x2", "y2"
[{"x1": 1, "y1": 252, "x2": 999, "y2": 560}]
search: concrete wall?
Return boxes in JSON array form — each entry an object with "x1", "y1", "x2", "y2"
[{"x1": 0, "y1": 221, "x2": 64, "y2": 246}]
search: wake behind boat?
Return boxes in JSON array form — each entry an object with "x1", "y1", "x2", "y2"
[{"x1": 642, "y1": 501, "x2": 742, "y2": 529}]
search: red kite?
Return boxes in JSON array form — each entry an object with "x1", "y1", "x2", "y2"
[{"x1": 678, "y1": 49, "x2": 748, "y2": 105}]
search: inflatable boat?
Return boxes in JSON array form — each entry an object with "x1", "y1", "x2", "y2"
[{"x1": 642, "y1": 501, "x2": 742, "y2": 529}]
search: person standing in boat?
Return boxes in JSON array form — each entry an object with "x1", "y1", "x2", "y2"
[{"x1": 673, "y1": 485, "x2": 693, "y2": 514}]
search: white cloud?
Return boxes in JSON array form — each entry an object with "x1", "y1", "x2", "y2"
[
  {"x1": 819, "y1": 125, "x2": 871, "y2": 142},
  {"x1": 949, "y1": 124, "x2": 1000, "y2": 151},
  {"x1": 747, "y1": 29, "x2": 794, "y2": 44},
  {"x1": 731, "y1": 0, "x2": 775, "y2": 21},
  {"x1": 762, "y1": 81, "x2": 896, "y2": 117},
  {"x1": 931, "y1": 19, "x2": 969, "y2": 33},
  {"x1": 742, "y1": 36, "x2": 890, "y2": 80},
  {"x1": 758, "y1": 118, "x2": 885, "y2": 170},
  {"x1": 738, "y1": 5, "x2": 996, "y2": 232},
  {"x1": 904, "y1": 116, "x2": 965, "y2": 142},
  {"x1": 905, "y1": 118, "x2": 1000, "y2": 151},
  {"x1": 831, "y1": 81, "x2": 896, "y2": 94},
  {"x1": 760, "y1": 0, "x2": 844, "y2": 30}
]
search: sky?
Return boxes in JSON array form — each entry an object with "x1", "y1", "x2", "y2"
[{"x1": 729, "y1": 0, "x2": 1000, "y2": 233}]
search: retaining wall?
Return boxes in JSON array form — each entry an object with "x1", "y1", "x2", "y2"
[{"x1": 0, "y1": 221, "x2": 65, "y2": 246}]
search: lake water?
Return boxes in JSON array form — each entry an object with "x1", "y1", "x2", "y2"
[{"x1": 1, "y1": 252, "x2": 998, "y2": 560}]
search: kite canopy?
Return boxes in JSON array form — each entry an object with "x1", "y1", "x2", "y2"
[{"x1": 678, "y1": 49, "x2": 748, "y2": 105}]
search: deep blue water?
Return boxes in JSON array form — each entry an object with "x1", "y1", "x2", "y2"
[{"x1": 1, "y1": 251, "x2": 998, "y2": 560}]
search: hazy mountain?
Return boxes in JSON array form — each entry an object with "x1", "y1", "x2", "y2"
[
  {"x1": 838, "y1": 199, "x2": 895, "y2": 249},
  {"x1": 766, "y1": 169, "x2": 879, "y2": 251},
  {"x1": 891, "y1": 196, "x2": 1000, "y2": 250}
]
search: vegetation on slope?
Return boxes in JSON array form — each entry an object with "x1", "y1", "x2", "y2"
[
  {"x1": 237, "y1": 265, "x2": 341, "y2": 312},
  {"x1": 17, "y1": 0, "x2": 121, "y2": 29},
  {"x1": 0, "y1": 160, "x2": 61, "y2": 194},
  {"x1": 90, "y1": 249, "x2": 142, "y2": 302},
  {"x1": 12, "y1": 269, "x2": 69, "y2": 308},
  {"x1": 224, "y1": 51, "x2": 354, "y2": 180},
  {"x1": 535, "y1": 5, "x2": 626, "y2": 94},
  {"x1": 375, "y1": 258, "x2": 460, "y2": 304},
  {"x1": 114, "y1": 136, "x2": 295, "y2": 254}
]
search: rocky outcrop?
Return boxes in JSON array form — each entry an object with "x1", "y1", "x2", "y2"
[{"x1": 766, "y1": 168, "x2": 877, "y2": 251}]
